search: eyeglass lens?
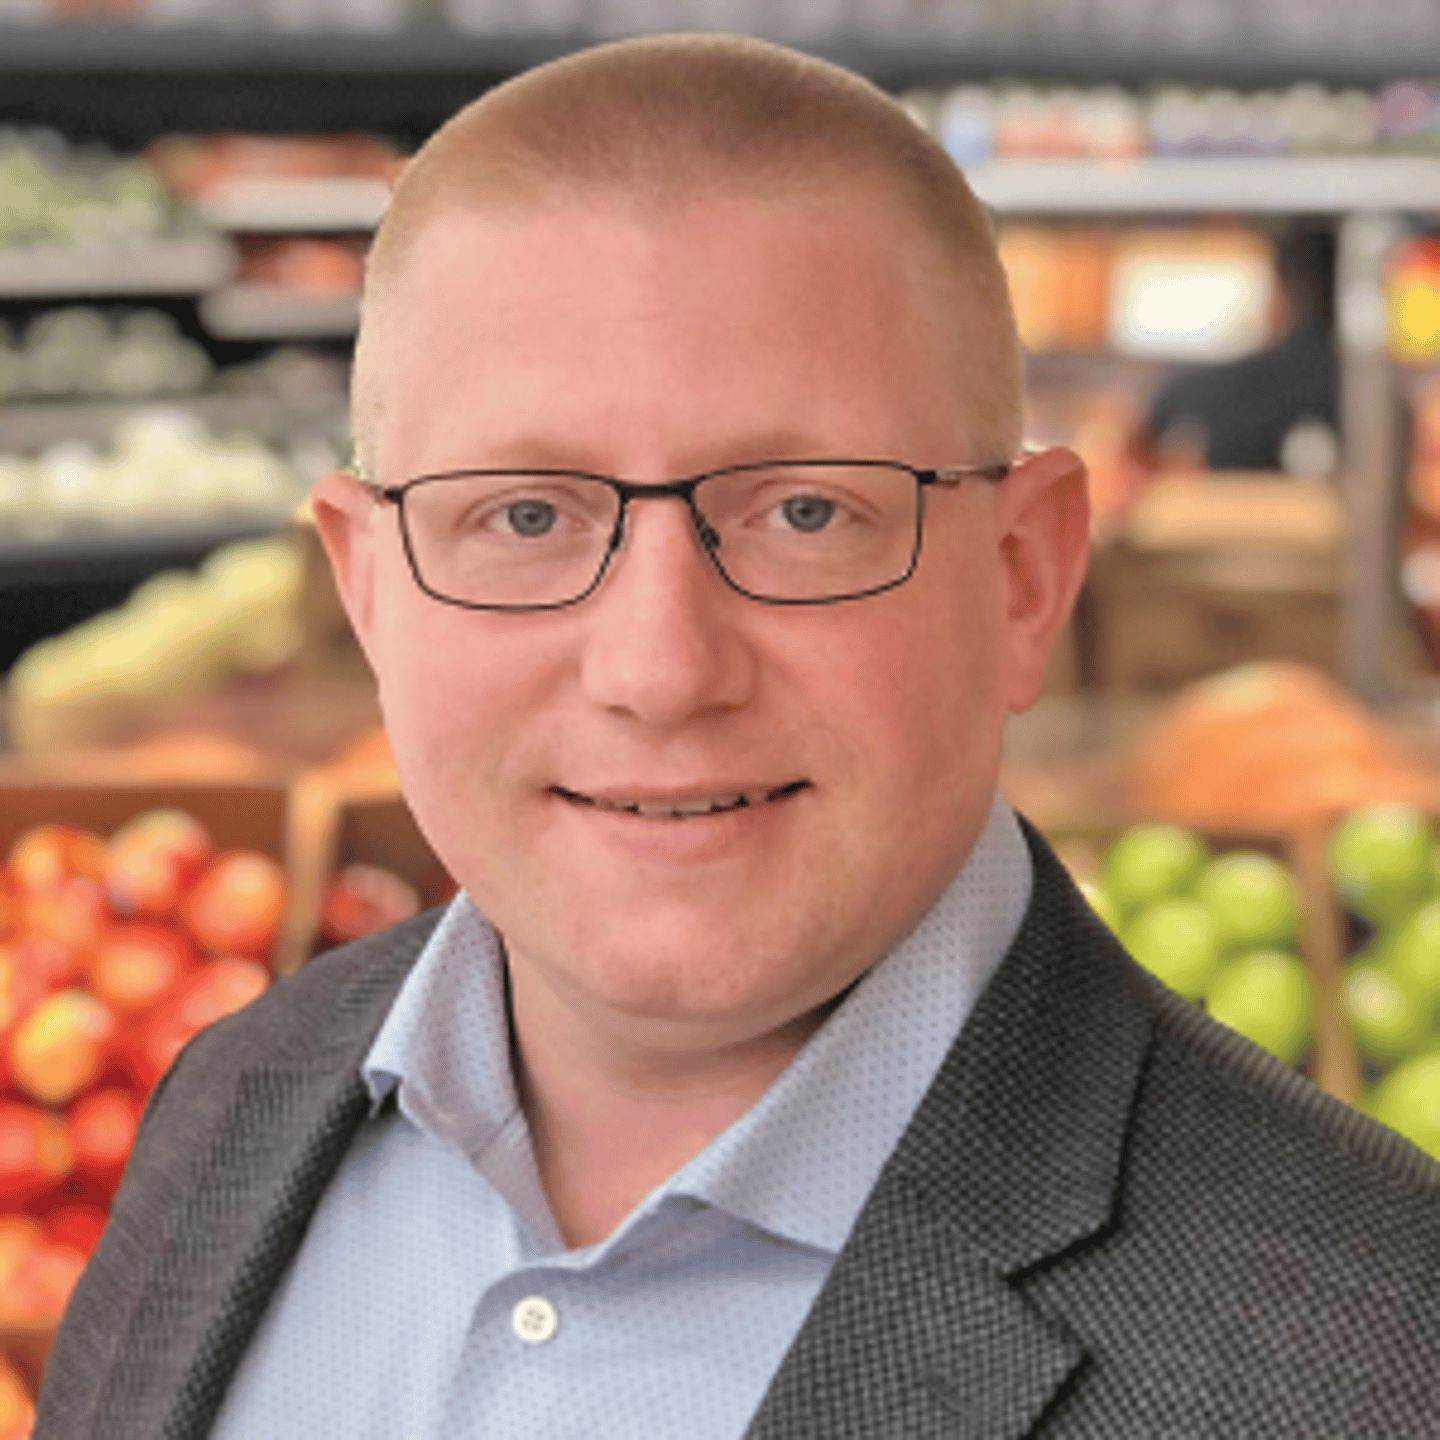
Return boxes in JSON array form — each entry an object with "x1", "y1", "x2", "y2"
[{"x1": 398, "y1": 463, "x2": 922, "y2": 608}]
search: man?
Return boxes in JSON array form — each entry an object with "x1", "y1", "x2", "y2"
[{"x1": 40, "y1": 35, "x2": 1440, "y2": 1438}]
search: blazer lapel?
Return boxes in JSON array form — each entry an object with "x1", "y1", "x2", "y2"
[
  {"x1": 60, "y1": 916, "x2": 437, "y2": 1440},
  {"x1": 748, "y1": 822, "x2": 1156, "y2": 1439}
]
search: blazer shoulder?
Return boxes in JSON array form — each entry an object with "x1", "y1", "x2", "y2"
[
  {"x1": 1141, "y1": 967, "x2": 1440, "y2": 1200},
  {"x1": 147, "y1": 906, "x2": 444, "y2": 1110}
]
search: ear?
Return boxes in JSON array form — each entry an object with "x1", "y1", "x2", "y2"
[
  {"x1": 993, "y1": 446, "x2": 1091, "y2": 714},
  {"x1": 310, "y1": 469, "x2": 382, "y2": 665}
]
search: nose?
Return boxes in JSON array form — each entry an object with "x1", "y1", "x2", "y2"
[{"x1": 577, "y1": 496, "x2": 756, "y2": 729}]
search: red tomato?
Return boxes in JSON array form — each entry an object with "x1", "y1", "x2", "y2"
[
  {"x1": 0, "y1": 873, "x2": 18, "y2": 943},
  {"x1": 104, "y1": 809, "x2": 215, "y2": 920},
  {"x1": 88, "y1": 923, "x2": 194, "y2": 1014},
  {"x1": 0, "y1": 1344, "x2": 33, "y2": 1440},
  {"x1": 0, "y1": 944, "x2": 53, "y2": 1034},
  {"x1": 0, "y1": 1236, "x2": 86, "y2": 1322},
  {"x1": 23, "y1": 876, "x2": 110, "y2": 956},
  {"x1": 9, "y1": 990, "x2": 117, "y2": 1107},
  {"x1": 130, "y1": 958, "x2": 269, "y2": 1090},
  {"x1": 0, "y1": 1103, "x2": 74, "y2": 1207},
  {"x1": 320, "y1": 864, "x2": 420, "y2": 944},
  {"x1": 44, "y1": 1203, "x2": 107, "y2": 1258},
  {"x1": 179, "y1": 851, "x2": 286, "y2": 960},
  {"x1": 65, "y1": 1088, "x2": 141, "y2": 1188},
  {"x1": 7, "y1": 825, "x2": 105, "y2": 892}
]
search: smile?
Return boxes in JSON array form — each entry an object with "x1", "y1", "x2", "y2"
[{"x1": 552, "y1": 780, "x2": 810, "y2": 819}]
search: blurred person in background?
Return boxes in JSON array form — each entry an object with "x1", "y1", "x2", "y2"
[
  {"x1": 1143, "y1": 221, "x2": 1339, "y2": 475},
  {"x1": 39, "y1": 36, "x2": 1440, "y2": 1440}
]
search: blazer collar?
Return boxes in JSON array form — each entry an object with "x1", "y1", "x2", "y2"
[
  {"x1": 748, "y1": 819, "x2": 1157, "y2": 1439},
  {"x1": 110, "y1": 913, "x2": 441, "y2": 1440}
]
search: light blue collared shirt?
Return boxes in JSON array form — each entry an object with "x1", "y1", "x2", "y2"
[{"x1": 212, "y1": 795, "x2": 1032, "y2": 1438}]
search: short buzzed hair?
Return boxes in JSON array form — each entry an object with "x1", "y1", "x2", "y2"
[{"x1": 352, "y1": 33, "x2": 1022, "y2": 473}]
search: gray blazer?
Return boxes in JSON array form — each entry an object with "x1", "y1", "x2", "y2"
[{"x1": 37, "y1": 825, "x2": 1440, "y2": 1437}]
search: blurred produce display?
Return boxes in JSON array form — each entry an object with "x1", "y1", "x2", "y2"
[
  {"x1": 0, "y1": 408, "x2": 309, "y2": 537},
  {"x1": 1128, "y1": 662, "x2": 1440, "y2": 828},
  {"x1": 0, "y1": 308, "x2": 210, "y2": 402},
  {"x1": 1063, "y1": 822, "x2": 1315, "y2": 1065},
  {"x1": 1329, "y1": 803, "x2": 1440, "y2": 1160},
  {"x1": 235, "y1": 235, "x2": 366, "y2": 296},
  {"x1": 7, "y1": 533, "x2": 306, "y2": 753},
  {"x1": 319, "y1": 861, "x2": 419, "y2": 944},
  {"x1": 145, "y1": 132, "x2": 404, "y2": 201},
  {"x1": 0, "y1": 809, "x2": 276, "y2": 1344},
  {"x1": 0, "y1": 130, "x2": 210, "y2": 251}
]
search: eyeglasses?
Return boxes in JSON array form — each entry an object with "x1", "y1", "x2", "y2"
[{"x1": 352, "y1": 456, "x2": 1017, "y2": 611}]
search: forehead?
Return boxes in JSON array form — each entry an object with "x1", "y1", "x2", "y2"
[{"x1": 365, "y1": 184, "x2": 981, "y2": 475}]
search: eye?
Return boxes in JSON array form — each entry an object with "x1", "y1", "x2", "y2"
[
  {"x1": 500, "y1": 498, "x2": 559, "y2": 538},
  {"x1": 779, "y1": 493, "x2": 836, "y2": 533}
]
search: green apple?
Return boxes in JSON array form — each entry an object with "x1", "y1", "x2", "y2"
[
  {"x1": 1196, "y1": 850, "x2": 1299, "y2": 953},
  {"x1": 1077, "y1": 881, "x2": 1120, "y2": 932},
  {"x1": 1383, "y1": 900, "x2": 1440, "y2": 1019},
  {"x1": 1328, "y1": 804, "x2": 1435, "y2": 929},
  {"x1": 1205, "y1": 949, "x2": 1314, "y2": 1065},
  {"x1": 1103, "y1": 824, "x2": 1210, "y2": 919},
  {"x1": 1368, "y1": 1053, "x2": 1440, "y2": 1160},
  {"x1": 1343, "y1": 961, "x2": 1430, "y2": 1067},
  {"x1": 1124, "y1": 898, "x2": 1223, "y2": 1001}
]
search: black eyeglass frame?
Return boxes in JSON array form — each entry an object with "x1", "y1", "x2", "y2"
[{"x1": 352, "y1": 455, "x2": 1019, "y2": 612}]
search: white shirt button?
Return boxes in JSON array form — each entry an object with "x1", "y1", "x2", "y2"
[{"x1": 511, "y1": 1296, "x2": 559, "y2": 1344}]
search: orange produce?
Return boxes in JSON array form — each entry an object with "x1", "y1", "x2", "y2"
[
  {"x1": 9, "y1": 991, "x2": 117, "y2": 1107},
  {"x1": 1129, "y1": 662, "x2": 1440, "y2": 828},
  {"x1": 179, "y1": 851, "x2": 286, "y2": 959},
  {"x1": 0, "y1": 1104, "x2": 73, "y2": 1207}
]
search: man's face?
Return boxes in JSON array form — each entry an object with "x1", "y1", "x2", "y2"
[{"x1": 321, "y1": 183, "x2": 1083, "y2": 1055}]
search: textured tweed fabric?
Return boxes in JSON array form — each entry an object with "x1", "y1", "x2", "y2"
[{"x1": 37, "y1": 825, "x2": 1440, "y2": 1438}]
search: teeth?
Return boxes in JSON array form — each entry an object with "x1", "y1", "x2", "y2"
[{"x1": 576, "y1": 787, "x2": 797, "y2": 819}]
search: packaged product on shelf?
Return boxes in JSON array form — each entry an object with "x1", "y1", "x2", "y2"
[{"x1": 1127, "y1": 661, "x2": 1440, "y2": 829}]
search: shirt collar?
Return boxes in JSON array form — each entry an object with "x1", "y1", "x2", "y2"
[
  {"x1": 363, "y1": 792, "x2": 1031, "y2": 1258},
  {"x1": 665, "y1": 793, "x2": 1031, "y2": 1252}
]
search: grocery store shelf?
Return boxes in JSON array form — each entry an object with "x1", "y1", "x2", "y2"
[
  {"x1": 1, "y1": 22, "x2": 1438, "y2": 87},
  {"x1": 0, "y1": 238, "x2": 236, "y2": 298},
  {"x1": 3, "y1": 24, "x2": 1440, "y2": 144},
  {"x1": 0, "y1": 394, "x2": 349, "y2": 452},
  {"x1": 968, "y1": 156, "x2": 1440, "y2": 215},
  {"x1": 198, "y1": 178, "x2": 391, "y2": 233},
  {"x1": 199, "y1": 285, "x2": 360, "y2": 340}
]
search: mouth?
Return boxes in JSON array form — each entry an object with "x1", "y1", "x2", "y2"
[{"x1": 551, "y1": 780, "x2": 810, "y2": 820}]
